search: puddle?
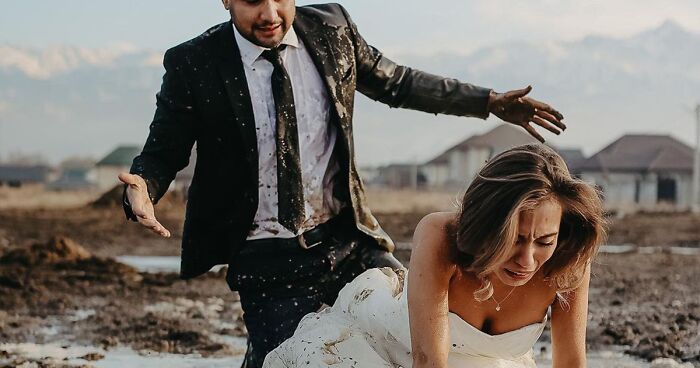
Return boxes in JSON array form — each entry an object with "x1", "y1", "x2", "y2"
[
  {"x1": 534, "y1": 342, "x2": 652, "y2": 367},
  {"x1": 0, "y1": 341, "x2": 246, "y2": 368}
]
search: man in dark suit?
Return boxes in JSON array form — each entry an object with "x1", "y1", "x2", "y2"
[{"x1": 119, "y1": 0, "x2": 565, "y2": 366}]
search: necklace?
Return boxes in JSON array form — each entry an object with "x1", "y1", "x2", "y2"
[{"x1": 490, "y1": 286, "x2": 517, "y2": 312}]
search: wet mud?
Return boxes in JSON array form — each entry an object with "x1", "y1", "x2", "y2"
[
  {"x1": 0, "y1": 236, "x2": 245, "y2": 367},
  {"x1": 586, "y1": 253, "x2": 700, "y2": 363},
  {"x1": 0, "y1": 199, "x2": 699, "y2": 366}
]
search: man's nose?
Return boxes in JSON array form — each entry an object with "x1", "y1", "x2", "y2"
[
  {"x1": 514, "y1": 243, "x2": 536, "y2": 269},
  {"x1": 259, "y1": 0, "x2": 278, "y2": 23}
]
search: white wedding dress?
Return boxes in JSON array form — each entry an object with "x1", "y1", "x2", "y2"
[{"x1": 263, "y1": 268, "x2": 546, "y2": 368}]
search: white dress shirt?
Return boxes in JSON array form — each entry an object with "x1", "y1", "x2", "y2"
[{"x1": 232, "y1": 25, "x2": 344, "y2": 240}]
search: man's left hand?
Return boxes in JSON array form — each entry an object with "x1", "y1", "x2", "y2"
[{"x1": 488, "y1": 86, "x2": 566, "y2": 143}]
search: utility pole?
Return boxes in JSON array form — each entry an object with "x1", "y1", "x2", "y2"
[
  {"x1": 693, "y1": 104, "x2": 700, "y2": 213},
  {"x1": 410, "y1": 157, "x2": 419, "y2": 190}
]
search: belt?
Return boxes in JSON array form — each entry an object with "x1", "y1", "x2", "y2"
[{"x1": 240, "y1": 209, "x2": 353, "y2": 255}]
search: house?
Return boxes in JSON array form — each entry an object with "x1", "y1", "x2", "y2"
[
  {"x1": 421, "y1": 124, "x2": 541, "y2": 188},
  {"x1": 578, "y1": 134, "x2": 695, "y2": 212},
  {"x1": 557, "y1": 148, "x2": 586, "y2": 175},
  {"x1": 371, "y1": 163, "x2": 425, "y2": 189},
  {"x1": 47, "y1": 158, "x2": 96, "y2": 191},
  {"x1": 94, "y1": 145, "x2": 141, "y2": 191},
  {"x1": 0, "y1": 165, "x2": 52, "y2": 187}
]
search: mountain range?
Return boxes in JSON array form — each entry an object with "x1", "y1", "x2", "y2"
[{"x1": 1, "y1": 20, "x2": 698, "y2": 166}]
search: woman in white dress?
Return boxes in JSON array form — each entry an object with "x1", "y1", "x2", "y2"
[{"x1": 263, "y1": 144, "x2": 606, "y2": 368}]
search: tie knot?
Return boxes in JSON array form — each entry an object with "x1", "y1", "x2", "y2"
[{"x1": 261, "y1": 45, "x2": 287, "y2": 66}]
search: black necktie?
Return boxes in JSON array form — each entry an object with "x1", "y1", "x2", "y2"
[{"x1": 261, "y1": 46, "x2": 304, "y2": 233}]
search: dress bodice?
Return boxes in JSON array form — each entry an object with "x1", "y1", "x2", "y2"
[
  {"x1": 448, "y1": 312, "x2": 546, "y2": 362},
  {"x1": 264, "y1": 268, "x2": 544, "y2": 368},
  {"x1": 393, "y1": 269, "x2": 546, "y2": 363}
]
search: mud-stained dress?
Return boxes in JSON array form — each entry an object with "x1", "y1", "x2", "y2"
[{"x1": 262, "y1": 268, "x2": 546, "y2": 368}]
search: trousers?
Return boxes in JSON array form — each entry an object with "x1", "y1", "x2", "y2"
[{"x1": 226, "y1": 218, "x2": 402, "y2": 368}]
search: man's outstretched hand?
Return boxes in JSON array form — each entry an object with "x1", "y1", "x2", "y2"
[
  {"x1": 488, "y1": 86, "x2": 566, "y2": 143},
  {"x1": 118, "y1": 173, "x2": 171, "y2": 238}
]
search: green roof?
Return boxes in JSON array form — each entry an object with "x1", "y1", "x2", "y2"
[{"x1": 96, "y1": 145, "x2": 141, "y2": 166}]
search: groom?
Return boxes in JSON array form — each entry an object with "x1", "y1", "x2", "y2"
[{"x1": 119, "y1": 0, "x2": 566, "y2": 366}]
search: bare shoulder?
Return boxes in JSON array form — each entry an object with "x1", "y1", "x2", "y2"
[
  {"x1": 413, "y1": 212, "x2": 457, "y2": 244},
  {"x1": 411, "y1": 212, "x2": 459, "y2": 272}
]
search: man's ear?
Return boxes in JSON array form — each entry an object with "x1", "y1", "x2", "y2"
[{"x1": 221, "y1": 0, "x2": 230, "y2": 10}]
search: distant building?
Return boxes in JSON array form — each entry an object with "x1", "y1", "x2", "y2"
[
  {"x1": 557, "y1": 148, "x2": 586, "y2": 175},
  {"x1": 95, "y1": 145, "x2": 141, "y2": 191},
  {"x1": 0, "y1": 165, "x2": 52, "y2": 187},
  {"x1": 358, "y1": 166, "x2": 381, "y2": 185},
  {"x1": 367, "y1": 124, "x2": 584, "y2": 190},
  {"x1": 421, "y1": 124, "x2": 540, "y2": 188},
  {"x1": 47, "y1": 158, "x2": 96, "y2": 191},
  {"x1": 578, "y1": 134, "x2": 694, "y2": 212},
  {"x1": 371, "y1": 163, "x2": 425, "y2": 189}
]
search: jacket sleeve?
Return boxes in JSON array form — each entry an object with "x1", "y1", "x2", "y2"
[
  {"x1": 123, "y1": 47, "x2": 197, "y2": 220},
  {"x1": 338, "y1": 5, "x2": 492, "y2": 119}
]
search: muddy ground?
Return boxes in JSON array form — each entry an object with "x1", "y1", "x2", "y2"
[{"x1": 1, "y1": 190, "x2": 699, "y2": 366}]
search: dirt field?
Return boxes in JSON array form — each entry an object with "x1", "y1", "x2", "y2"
[{"x1": 1, "y1": 187, "x2": 699, "y2": 366}]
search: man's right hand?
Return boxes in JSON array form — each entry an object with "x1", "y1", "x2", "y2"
[{"x1": 118, "y1": 173, "x2": 171, "y2": 238}]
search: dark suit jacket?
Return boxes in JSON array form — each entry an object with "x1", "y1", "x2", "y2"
[{"x1": 125, "y1": 3, "x2": 492, "y2": 279}]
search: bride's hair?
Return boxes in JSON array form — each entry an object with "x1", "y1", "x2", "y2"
[{"x1": 451, "y1": 143, "x2": 606, "y2": 302}]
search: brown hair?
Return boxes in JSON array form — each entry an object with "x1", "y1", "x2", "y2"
[{"x1": 452, "y1": 144, "x2": 606, "y2": 301}]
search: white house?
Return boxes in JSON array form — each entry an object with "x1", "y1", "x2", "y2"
[
  {"x1": 421, "y1": 124, "x2": 540, "y2": 188},
  {"x1": 578, "y1": 134, "x2": 694, "y2": 213},
  {"x1": 95, "y1": 145, "x2": 141, "y2": 191}
]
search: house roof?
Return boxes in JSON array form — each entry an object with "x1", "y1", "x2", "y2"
[
  {"x1": 578, "y1": 134, "x2": 694, "y2": 172},
  {"x1": 96, "y1": 145, "x2": 141, "y2": 167},
  {"x1": 60, "y1": 158, "x2": 96, "y2": 170},
  {"x1": 456, "y1": 124, "x2": 541, "y2": 151},
  {"x1": 557, "y1": 149, "x2": 586, "y2": 172},
  {"x1": 0, "y1": 165, "x2": 51, "y2": 182},
  {"x1": 425, "y1": 124, "x2": 541, "y2": 165}
]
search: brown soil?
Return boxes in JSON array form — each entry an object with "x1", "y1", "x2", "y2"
[
  {"x1": 606, "y1": 211, "x2": 700, "y2": 247},
  {"x1": 378, "y1": 211, "x2": 700, "y2": 247},
  {"x1": 587, "y1": 253, "x2": 700, "y2": 362},
  {"x1": 0, "y1": 191, "x2": 699, "y2": 365},
  {"x1": 0, "y1": 203, "x2": 186, "y2": 259},
  {"x1": 0, "y1": 237, "x2": 245, "y2": 365}
]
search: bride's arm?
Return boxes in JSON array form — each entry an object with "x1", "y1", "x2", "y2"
[
  {"x1": 408, "y1": 213, "x2": 457, "y2": 368},
  {"x1": 550, "y1": 264, "x2": 591, "y2": 368}
]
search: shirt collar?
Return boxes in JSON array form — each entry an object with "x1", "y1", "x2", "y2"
[{"x1": 232, "y1": 23, "x2": 300, "y2": 67}]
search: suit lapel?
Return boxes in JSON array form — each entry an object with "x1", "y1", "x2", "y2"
[
  {"x1": 293, "y1": 11, "x2": 348, "y2": 126},
  {"x1": 213, "y1": 22, "x2": 259, "y2": 178}
]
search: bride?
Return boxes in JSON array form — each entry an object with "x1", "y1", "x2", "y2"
[{"x1": 263, "y1": 144, "x2": 606, "y2": 368}]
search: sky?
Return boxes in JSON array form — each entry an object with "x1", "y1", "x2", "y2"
[
  {"x1": 1, "y1": 1, "x2": 700, "y2": 165},
  {"x1": 2, "y1": 0, "x2": 700, "y2": 54}
]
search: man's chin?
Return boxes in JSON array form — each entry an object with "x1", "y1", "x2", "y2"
[
  {"x1": 253, "y1": 28, "x2": 285, "y2": 48},
  {"x1": 252, "y1": 37, "x2": 283, "y2": 49}
]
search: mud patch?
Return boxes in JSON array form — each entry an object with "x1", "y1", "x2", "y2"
[{"x1": 0, "y1": 236, "x2": 245, "y2": 360}]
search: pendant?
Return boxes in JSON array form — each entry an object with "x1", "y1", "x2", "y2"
[{"x1": 495, "y1": 305, "x2": 501, "y2": 312}]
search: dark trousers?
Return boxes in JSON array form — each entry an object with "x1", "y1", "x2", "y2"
[{"x1": 226, "y1": 221, "x2": 402, "y2": 368}]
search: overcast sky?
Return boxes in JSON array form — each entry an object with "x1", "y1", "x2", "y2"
[
  {"x1": 2, "y1": 1, "x2": 700, "y2": 53},
  {"x1": 1, "y1": 1, "x2": 700, "y2": 165}
]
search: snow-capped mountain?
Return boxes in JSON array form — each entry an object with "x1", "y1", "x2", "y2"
[{"x1": 0, "y1": 20, "x2": 698, "y2": 165}]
